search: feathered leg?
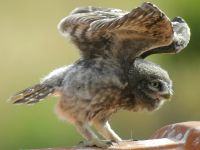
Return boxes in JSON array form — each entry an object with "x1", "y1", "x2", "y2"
[
  {"x1": 75, "y1": 122, "x2": 112, "y2": 148},
  {"x1": 93, "y1": 120, "x2": 122, "y2": 143}
]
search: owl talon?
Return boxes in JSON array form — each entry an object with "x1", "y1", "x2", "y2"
[{"x1": 79, "y1": 139, "x2": 113, "y2": 148}]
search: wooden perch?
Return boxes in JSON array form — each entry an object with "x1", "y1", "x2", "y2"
[{"x1": 35, "y1": 121, "x2": 200, "y2": 150}]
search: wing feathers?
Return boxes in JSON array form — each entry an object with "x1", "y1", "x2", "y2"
[
  {"x1": 58, "y1": 2, "x2": 175, "y2": 60},
  {"x1": 140, "y1": 16, "x2": 191, "y2": 58}
]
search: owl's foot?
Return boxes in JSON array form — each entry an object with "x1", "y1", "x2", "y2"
[{"x1": 79, "y1": 139, "x2": 113, "y2": 148}]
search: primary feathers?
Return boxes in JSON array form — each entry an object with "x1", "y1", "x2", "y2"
[{"x1": 58, "y1": 2, "x2": 173, "y2": 60}]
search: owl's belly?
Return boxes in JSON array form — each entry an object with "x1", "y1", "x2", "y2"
[{"x1": 55, "y1": 88, "x2": 125, "y2": 124}]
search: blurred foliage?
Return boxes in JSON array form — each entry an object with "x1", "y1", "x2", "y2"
[{"x1": 0, "y1": 0, "x2": 200, "y2": 149}]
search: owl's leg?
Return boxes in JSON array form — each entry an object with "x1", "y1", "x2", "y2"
[
  {"x1": 75, "y1": 122, "x2": 112, "y2": 148},
  {"x1": 93, "y1": 120, "x2": 122, "y2": 143}
]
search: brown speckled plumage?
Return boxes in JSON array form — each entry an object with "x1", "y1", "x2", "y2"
[
  {"x1": 58, "y1": 2, "x2": 173, "y2": 60},
  {"x1": 10, "y1": 2, "x2": 190, "y2": 148}
]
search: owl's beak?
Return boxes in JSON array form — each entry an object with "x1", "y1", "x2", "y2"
[
  {"x1": 160, "y1": 88, "x2": 173, "y2": 100},
  {"x1": 161, "y1": 93, "x2": 171, "y2": 99}
]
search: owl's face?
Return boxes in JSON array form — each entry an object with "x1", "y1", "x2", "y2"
[{"x1": 128, "y1": 58, "x2": 173, "y2": 111}]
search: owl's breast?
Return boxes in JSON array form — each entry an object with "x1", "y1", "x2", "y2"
[{"x1": 57, "y1": 86, "x2": 130, "y2": 123}]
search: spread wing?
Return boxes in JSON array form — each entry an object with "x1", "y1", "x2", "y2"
[
  {"x1": 140, "y1": 17, "x2": 191, "y2": 58},
  {"x1": 58, "y1": 2, "x2": 173, "y2": 62}
]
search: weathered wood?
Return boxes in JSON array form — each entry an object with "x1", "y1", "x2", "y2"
[
  {"x1": 36, "y1": 139, "x2": 184, "y2": 150},
  {"x1": 152, "y1": 121, "x2": 200, "y2": 150}
]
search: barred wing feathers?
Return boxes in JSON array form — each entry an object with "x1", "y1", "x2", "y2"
[{"x1": 58, "y1": 2, "x2": 173, "y2": 60}]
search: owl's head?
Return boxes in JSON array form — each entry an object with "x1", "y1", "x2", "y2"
[{"x1": 128, "y1": 58, "x2": 173, "y2": 111}]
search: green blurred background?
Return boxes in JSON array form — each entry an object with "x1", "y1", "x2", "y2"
[{"x1": 0, "y1": 0, "x2": 200, "y2": 149}]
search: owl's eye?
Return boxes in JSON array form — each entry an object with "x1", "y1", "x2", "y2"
[{"x1": 149, "y1": 81, "x2": 160, "y2": 89}]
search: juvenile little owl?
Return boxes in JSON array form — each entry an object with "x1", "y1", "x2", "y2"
[{"x1": 10, "y1": 2, "x2": 190, "y2": 148}]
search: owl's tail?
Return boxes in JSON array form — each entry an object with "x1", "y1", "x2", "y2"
[{"x1": 9, "y1": 83, "x2": 55, "y2": 104}]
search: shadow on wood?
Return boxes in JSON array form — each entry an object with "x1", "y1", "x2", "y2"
[{"x1": 35, "y1": 121, "x2": 200, "y2": 150}]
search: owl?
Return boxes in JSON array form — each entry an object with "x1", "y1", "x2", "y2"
[{"x1": 10, "y1": 2, "x2": 190, "y2": 148}]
